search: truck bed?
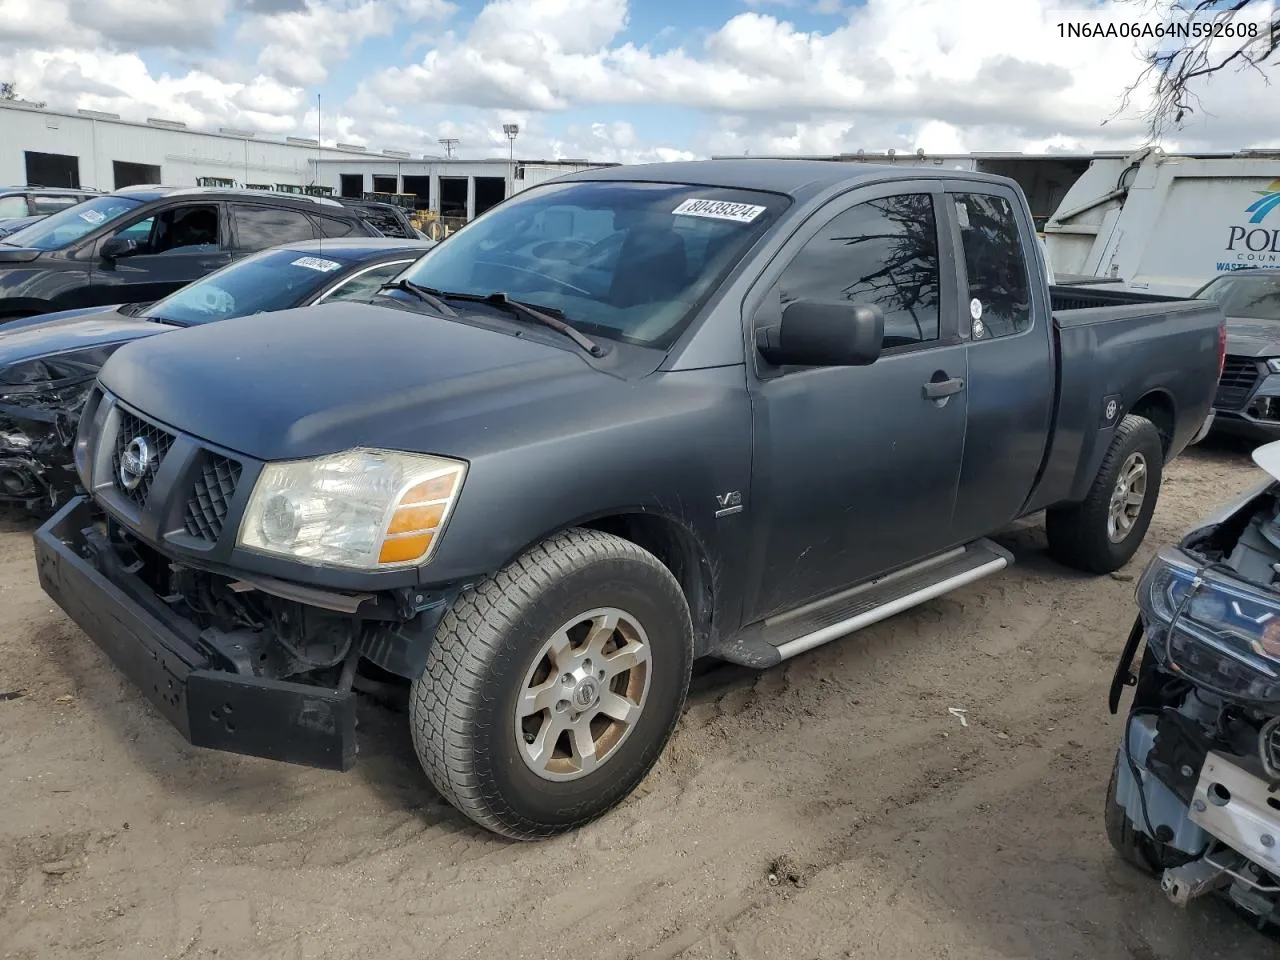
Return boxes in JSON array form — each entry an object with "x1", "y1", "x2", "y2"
[
  {"x1": 1048, "y1": 284, "x2": 1188, "y2": 312},
  {"x1": 1024, "y1": 296, "x2": 1223, "y2": 515}
]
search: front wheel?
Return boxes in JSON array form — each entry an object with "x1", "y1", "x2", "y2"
[
  {"x1": 410, "y1": 528, "x2": 694, "y2": 839},
  {"x1": 1046, "y1": 413, "x2": 1164, "y2": 574}
]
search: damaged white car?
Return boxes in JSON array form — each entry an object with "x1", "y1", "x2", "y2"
[{"x1": 1108, "y1": 441, "x2": 1280, "y2": 933}]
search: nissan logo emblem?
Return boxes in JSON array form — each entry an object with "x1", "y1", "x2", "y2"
[{"x1": 118, "y1": 436, "x2": 154, "y2": 491}]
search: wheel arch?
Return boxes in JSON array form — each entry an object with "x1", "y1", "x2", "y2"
[
  {"x1": 502, "y1": 508, "x2": 718, "y2": 657},
  {"x1": 1129, "y1": 389, "x2": 1176, "y2": 456}
]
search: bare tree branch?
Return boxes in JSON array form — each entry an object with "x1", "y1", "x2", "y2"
[{"x1": 1108, "y1": 0, "x2": 1279, "y2": 138}]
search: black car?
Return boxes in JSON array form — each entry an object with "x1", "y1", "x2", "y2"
[
  {"x1": 0, "y1": 237, "x2": 433, "y2": 510},
  {"x1": 0, "y1": 186, "x2": 383, "y2": 323},
  {"x1": 1197, "y1": 269, "x2": 1280, "y2": 440},
  {"x1": 0, "y1": 185, "x2": 101, "y2": 226}
]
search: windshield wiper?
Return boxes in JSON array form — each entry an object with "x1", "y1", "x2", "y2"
[
  {"x1": 441, "y1": 290, "x2": 605, "y2": 357},
  {"x1": 379, "y1": 279, "x2": 458, "y2": 317}
]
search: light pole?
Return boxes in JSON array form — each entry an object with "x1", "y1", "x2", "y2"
[{"x1": 502, "y1": 123, "x2": 519, "y2": 198}]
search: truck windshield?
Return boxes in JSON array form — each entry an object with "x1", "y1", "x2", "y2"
[
  {"x1": 140, "y1": 248, "x2": 355, "y2": 326},
  {"x1": 1195, "y1": 272, "x2": 1280, "y2": 322},
  {"x1": 2, "y1": 194, "x2": 145, "y2": 251},
  {"x1": 393, "y1": 180, "x2": 788, "y2": 348}
]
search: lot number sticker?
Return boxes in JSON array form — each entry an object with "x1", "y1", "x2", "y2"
[
  {"x1": 79, "y1": 209, "x2": 106, "y2": 224},
  {"x1": 672, "y1": 198, "x2": 767, "y2": 223},
  {"x1": 291, "y1": 256, "x2": 342, "y2": 272}
]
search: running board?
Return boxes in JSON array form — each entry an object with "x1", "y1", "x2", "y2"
[{"x1": 714, "y1": 539, "x2": 1013, "y2": 668}]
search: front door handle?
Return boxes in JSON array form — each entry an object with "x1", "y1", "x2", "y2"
[{"x1": 923, "y1": 377, "x2": 965, "y2": 400}]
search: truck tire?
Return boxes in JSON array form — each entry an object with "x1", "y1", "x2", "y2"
[
  {"x1": 409, "y1": 528, "x2": 694, "y2": 840},
  {"x1": 1045, "y1": 414, "x2": 1164, "y2": 574},
  {"x1": 1104, "y1": 761, "x2": 1192, "y2": 874}
]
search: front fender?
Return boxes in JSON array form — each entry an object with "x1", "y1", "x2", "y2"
[{"x1": 418, "y1": 366, "x2": 755, "y2": 637}]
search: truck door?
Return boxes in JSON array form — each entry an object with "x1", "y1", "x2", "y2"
[
  {"x1": 945, "y1": 186, "x2": 1055, "y2": 542},
  {"x1": 743, "y1": 182, "x2": 970, "y2": 620}
]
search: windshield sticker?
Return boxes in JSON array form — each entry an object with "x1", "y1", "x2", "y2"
[
  {"x1": 79, "y1": 209, "x2": 106, "y2": 225},
  {"x1": 671, "y1": 198, "x2": 767, "y2": 224},
  {"x1": 291, "y1": 256, "x2": 342, "y2": 273}
]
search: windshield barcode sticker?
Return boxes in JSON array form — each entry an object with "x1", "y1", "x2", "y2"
[
  {"x1": 672, "y1": 199, "x2": 767, "y2": 223},
  {"x1": 291, "y1": 256, "x2": 342, "y2": 272},
  {"x1": 79, "y1": 209, "x2": 106, "y2": 224}
]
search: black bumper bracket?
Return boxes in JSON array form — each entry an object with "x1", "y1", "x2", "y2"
[{"x1": 33, "y1": 497, "x2": 358, "y2": 771}]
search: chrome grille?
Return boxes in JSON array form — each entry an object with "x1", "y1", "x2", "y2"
[
  {"x1": 110, "y1": 410, "x2": 175, "y2": 508},
  {"x1": 1215, "y1": 356, "x2": 1261, "y2": 411},
  {"x1": 184, "y1": 454, "x2": 242, "y2": 543}
]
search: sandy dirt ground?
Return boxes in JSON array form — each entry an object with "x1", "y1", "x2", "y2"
[{"x1": 1, "y1": 439, "x2": 1278, "y2": 960}]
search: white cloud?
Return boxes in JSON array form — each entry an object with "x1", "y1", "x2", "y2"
[
  {"x1": 0, "y1": 0, "x2": 1276, "y2": 169},
  {"x1": 246, "y1": 0, "x2": 456, "y2": 86},
  {"x1": 0, "y1": 0, "x2": 229, "y2": 49}
]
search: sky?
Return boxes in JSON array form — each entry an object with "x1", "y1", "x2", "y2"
[{"x1": 0, "y1": 0, "x2": 1276, "y2": 164}]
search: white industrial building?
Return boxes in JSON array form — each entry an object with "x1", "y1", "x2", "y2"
[{"x1": 0, "y1": 100, "x2": 613, "y2": 221}]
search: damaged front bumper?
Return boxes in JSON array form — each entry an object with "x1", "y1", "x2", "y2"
[
  {"x1": 1110, "y1": 613, "x2": 1280, "y2": 929},
  {"x1": 0, "y1": 367, "x2": 94, "y2": 510},
  {"x1": 33, "y1": 496, "x2": 358, "y2": 770}
]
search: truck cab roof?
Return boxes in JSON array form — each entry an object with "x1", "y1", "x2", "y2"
[{"x1": 554, "y1": 158, "x2": 1017, "y2": 200}]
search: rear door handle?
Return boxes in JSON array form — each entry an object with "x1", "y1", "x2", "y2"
[{"x1": 923, "y1": 377, "x2": 965, "y2": 400}]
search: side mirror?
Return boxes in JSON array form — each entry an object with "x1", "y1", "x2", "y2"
[
  {"x1": 757, "y1": 299, "x2": 884, "y2": 367},
  {"x1": 101, "y1": 236, "x2": 140, "y2": 260}
]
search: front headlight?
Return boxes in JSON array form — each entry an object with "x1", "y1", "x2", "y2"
[
  {"x1": 1267, "y1": 359, "x2": 1280, "y2": 375},
  {"x1": 1137, "y1": 546, "x2": 1280, "y2": 702},
  {"x1": 238, "y1": 448, "x2": 467, "y2": 569}
]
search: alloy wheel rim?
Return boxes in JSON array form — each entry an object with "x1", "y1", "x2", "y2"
[
  {"x1": 514, "y1": 607, "x2": 651, "y2": 782},
  {"x1": 1107, "y1": 451, "x2": 1148, "y2": 544}
]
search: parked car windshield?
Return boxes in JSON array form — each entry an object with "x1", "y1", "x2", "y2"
[
  {"x1": 2, "y1": 194, "x2": 145, "y2": 250},
  {"x1": 393, "y1": 180, "x2": 788, "y2": 348},
  {"x1": 1195, "y1": 272, "x2": 1280, "y2": 322},
  {"x1": 141, "y1": 248, "x2": 355, "y2": 325}
]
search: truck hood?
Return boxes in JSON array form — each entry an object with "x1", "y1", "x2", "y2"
[
  {"x1": 97, "y1": 301, "x2": 615, "y2": 461},
  {"x1": 0, "y1": 308, "x2": 164, "y2": 369},
  {"x1": 1225, "y1": 317, "x2": 1280, "y2": 358}
]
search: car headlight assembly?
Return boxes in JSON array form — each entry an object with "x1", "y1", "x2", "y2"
[
  {"x1": 238, "y1": 448, "x2": 467, "y2": 570},
  {"x1": 1267, "y1": 358, "x2": 1280, "y2": 375},
  {"x1": 1137, "y1": 546, "x2": 1280, "y2": 703}
]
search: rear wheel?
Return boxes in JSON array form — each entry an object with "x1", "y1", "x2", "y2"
[
  {"x1": 1046, "y1": 414, "x2": 1164, "y2": 574},
  {"x1": 410, "y1": 528, "x2": 694, "y2": 839}
]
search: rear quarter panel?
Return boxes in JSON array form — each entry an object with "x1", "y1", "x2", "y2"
[{"x1": 1026, "y1": 299, "x2": 1222, "y2": 512}]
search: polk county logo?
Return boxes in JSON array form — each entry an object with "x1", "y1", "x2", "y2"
[{"x1": 1227, "y1": 178, "x2": 1280, "y2": 263}]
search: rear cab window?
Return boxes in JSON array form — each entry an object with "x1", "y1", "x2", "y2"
[{"x1": 952, "y1": 193, "x2": 1032, "y2": 340}]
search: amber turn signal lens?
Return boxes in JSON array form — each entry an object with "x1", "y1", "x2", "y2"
[
  {"x1": 387, "y1": 502, "x2": 445, "y2": 535},
  {"x1": 378, "y1": 532, "x2": 434, "y2": 564},
  {"x1": 402, "y1": 475, "x2": 456, "y2": 504}
]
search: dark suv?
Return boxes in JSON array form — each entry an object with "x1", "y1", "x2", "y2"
[{"x1": 0, "y1": 186, "x2": 381, "y2": 322}]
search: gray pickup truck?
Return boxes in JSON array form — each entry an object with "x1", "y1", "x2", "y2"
[{"x1": 34, "y1": 160, "x2": 1225, "y2": 840}]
